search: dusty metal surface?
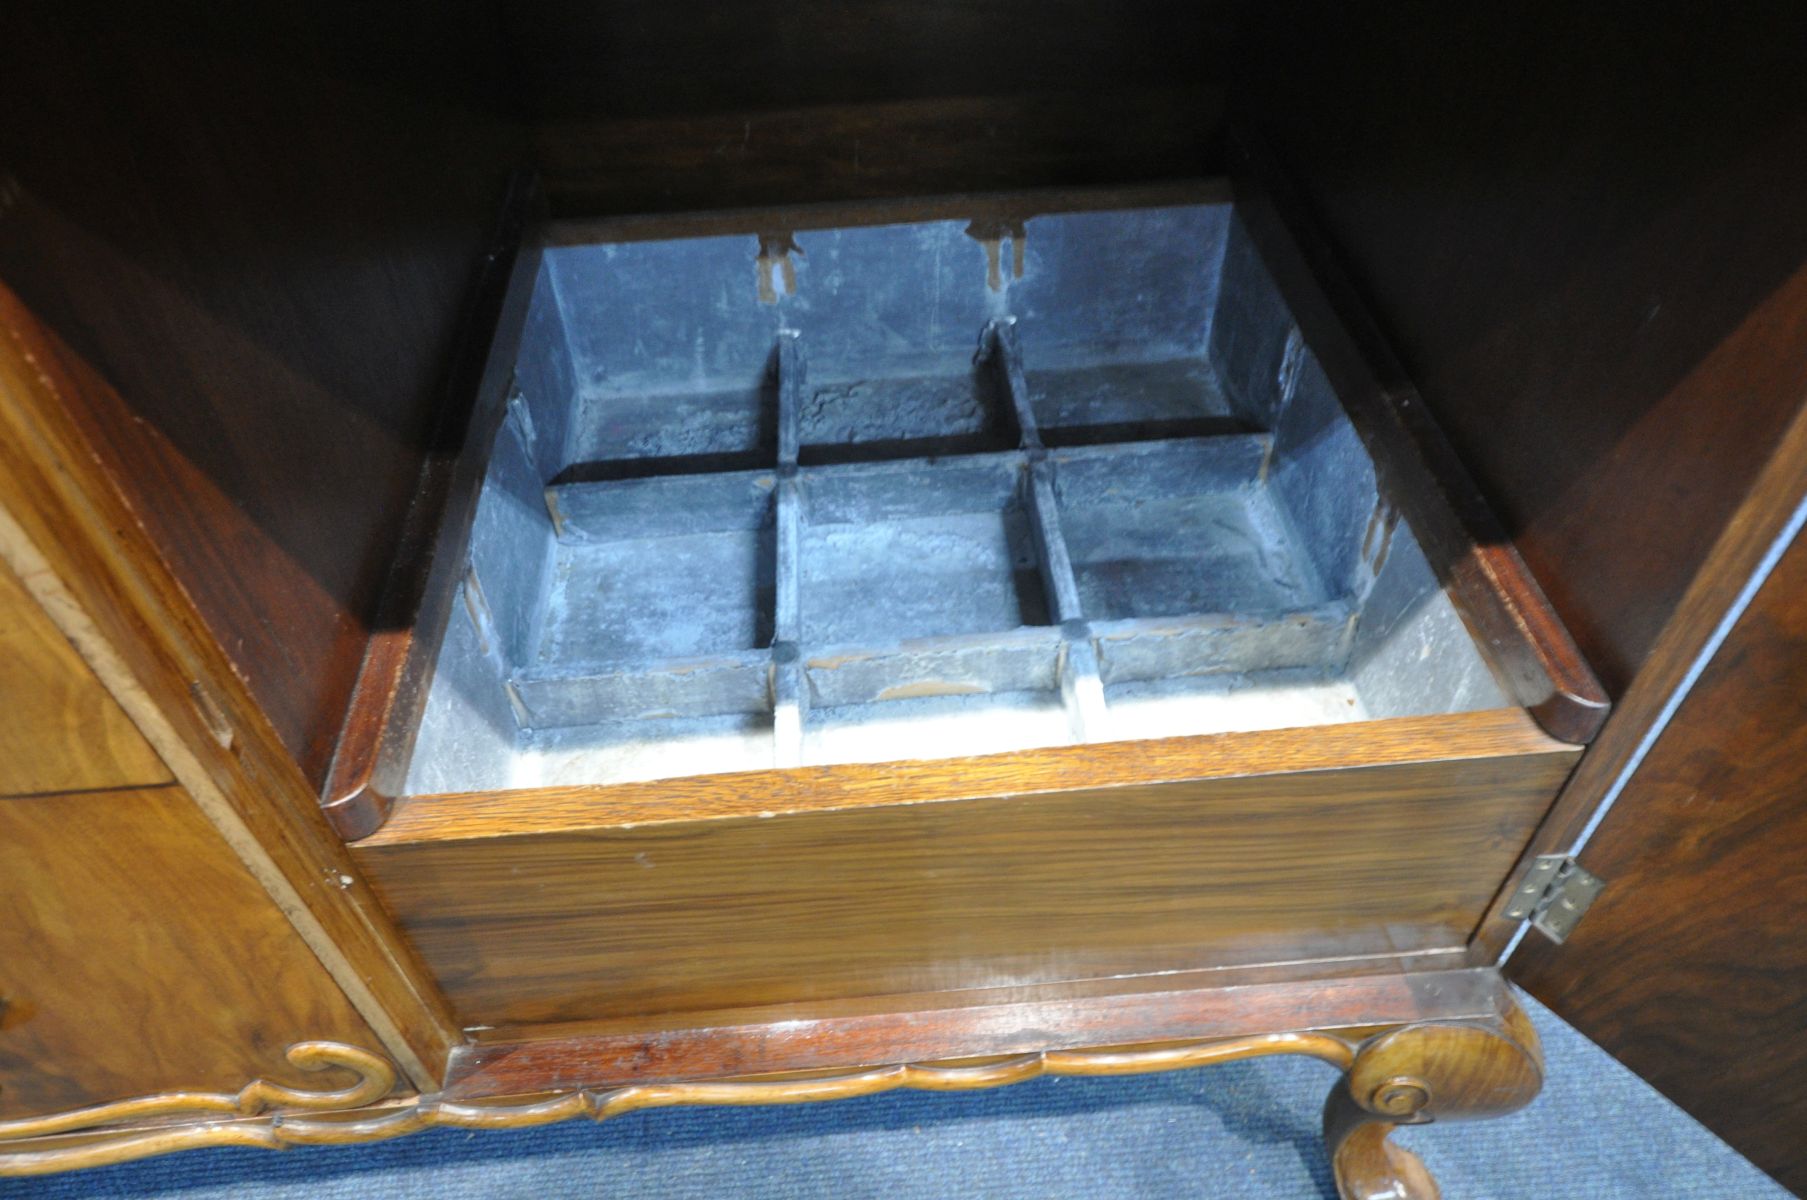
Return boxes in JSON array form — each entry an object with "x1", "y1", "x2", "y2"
[{"x1": 403, "y1": 203, "x2": 1507, "y2": 795}]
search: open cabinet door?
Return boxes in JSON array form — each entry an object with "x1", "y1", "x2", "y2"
[
  {"x1": 1232, "y1": 2, "x2": 1807, "y2": 1193},
  {"x1": 1505, "y1": 472, "x2": 1807, "y2": 1195}
]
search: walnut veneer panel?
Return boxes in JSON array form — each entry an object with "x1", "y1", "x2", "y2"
[
  {"x1": 0, "y1": 281, "x2": 459, "y2": 1079},
  {"x1": 355, "y1": 710, "x2": 1579, "y2": 1027},
  {"x1": 0, "y1": 558, "x2": 168, "y2": 797},
  {"x1": 0, "y1": 787, "x2": 381, "y2": 1117},
  {"x1": 1512, "y1": 528, "x2": 1807, "y2": 1195}
]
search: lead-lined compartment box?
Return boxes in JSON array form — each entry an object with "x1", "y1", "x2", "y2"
[
  {"x1": 338, "y1": 184, "x2": 1605, "y2": 1029},
  {"x1": 398, "y1": 199, "x2": 1552, "y2": 793}
]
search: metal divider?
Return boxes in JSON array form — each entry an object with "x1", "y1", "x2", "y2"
[
  {"x1": 989, "y1": 318, "x2": 1108, "y2": 742},
  {"x1": 772, "y1": 330, "x2": 807, "y2": 766},
  {"x1": 516, "y1": 318, "x2": 1350, "y2": 753}
]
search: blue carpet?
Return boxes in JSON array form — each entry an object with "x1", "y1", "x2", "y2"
[{"x1": 2, "y1": 993, "x2": 1788, "y2": 1199}]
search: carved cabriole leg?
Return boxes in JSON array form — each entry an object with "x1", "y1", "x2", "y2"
[{"x1": 1325, "y1": 995, "x2": 1544, "y2": 1200}]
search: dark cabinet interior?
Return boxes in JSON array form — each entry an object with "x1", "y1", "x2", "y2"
[{"x1": 4, "y1": 1, "x2": 1806, "y2": 1190}]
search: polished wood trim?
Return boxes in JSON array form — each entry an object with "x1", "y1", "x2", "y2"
[
  {"x1": 0, "y1": 555, "x2": 169, "y2": 797},
  {"x1": 1326, "y1": 993, "x2": 1542, "y2": 1200},
  {"x1": 1229, "y1": 133, "x2": 1610, "y2": 746},
  {"x1": 465, "y1": 949, "x2": 1475, "y2": 1047},
  {"x1": 322, "y1": 174, "x2": 544, "y2": 842},
  {"x1": 0, "y1": 970, "x2": 1530, "y2": 1182},
  {"x1": 0, "y1": 1042, "x2": 398, "y2": 1177},
  {"x1": 447, "y1": 968, "x2": 1504, "y2": 1101},
  {"x1": 367, "y1": 706, "x2": 1565, "y2": 845},
  {"x1": 356, "y1": 727, "x2": 1572, "y2": 1026},
  {"x1": 0, "y1": 284, "x2": 460, "y2": 1082},
  {"x1": 0, "y1": 1035, "x2": 1338, "y2": 1177},
  {"x1": 0, "y1": 1042, "x2": 395, "y2": 1144},
  {"x1": 1476, "y1": 392, "x2": 1807, "y2": 960}
]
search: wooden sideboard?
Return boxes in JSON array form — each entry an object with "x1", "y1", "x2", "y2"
[{"x1": 3, "y1": 3, "x2": 1805, "y2": 1195}]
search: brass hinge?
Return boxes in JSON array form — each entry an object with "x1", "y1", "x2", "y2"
[{"x1": 1503, "y1": 854, "x2": 1606, "y2": 945}]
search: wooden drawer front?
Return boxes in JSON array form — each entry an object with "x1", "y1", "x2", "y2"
[
  {"x1": 355, "y1": 710, "x2": 1578, "y2": 1028},
  {"x1": 0, "y1": 787, "x2": 378, "y2": 1117},
  {"x1": 0, "y1": 559, "x2": 169, "y2": 797}
]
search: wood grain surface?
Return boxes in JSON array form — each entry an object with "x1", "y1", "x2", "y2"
[
  {"x1": 0, "y1": 970, "x2": 1519, "y2": 1178},
  {"x1": 1326, "y1": 991, "x2": 1542, "y2": 1200},
  {"x1": 0, "y1": 3, "x2": 525, "y2": 788},
  {"x1": 513, "y1": 0, "x2": 1231, "y2": 214},
  {"x1": 1474, "y1": 387, "x2": 1807, "y2": 958},
  {"x1": 446, "y1": 968, "x2": 1506, "y2": 1100},
  {"x1": 505, "y1": 0, "x2": 1234, "y2": 121},
  {"x1": 369, "y1": 708, "x2": 1569, "y2": 843},
  {"x1": 1228, "y1": 42, "x2": 1807, "y2": 1189},
  {"x1": 0, "y1": 284, "x2": 460, "y2": 1082},
  {"x1": 320, "y1": 177, "x2": 542, "y2": 843},
  {"x1": 0, "y1": 787, "x2": 382, "y2": 1117},
  {"x1": 5, "y1": 1034, "x2": 1346, "y2": 1176},
  {"x1": 547, "y1": 180, "x2": 1233, "y2": 248},
  {"x1": 354, "y1": 710, "x2": 1578, "y2": 1027},
  {"x1": 1511, "y1": 523, "x2": 1807, "y2": 1196},
  {"x1": 0, "y1": 556, "x2": 168, "y2": 797}
]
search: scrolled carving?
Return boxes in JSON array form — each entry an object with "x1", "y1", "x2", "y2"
[
  {"x1": 2, "y1": 1009, "x2": 1545, "y2": 1190},
  {"x1": 1366, "y1": 1077, "x2": 1431, "y2": 1118},
  {"x1": 1325, "y1": 995, "x2": 1544, "y2": 1200},
  {"x1": 1, "y1": 1031, "x2": 1357, "y2": 1177},
  {"x1": 0, "y1": 1041, "x2": 396, "y2": 1143}
]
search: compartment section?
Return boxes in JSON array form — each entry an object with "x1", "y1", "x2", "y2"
[
  {"x1": 798, "y1": 456, "x2": 1048, "y2": 647},
  {"x1": 565, "y1": 379, "x2": 778, "y2": 479},
  {"x1": 1050, "y1": 437, "x2": 1326, "y2": 619},
  {"x1": 783, "y1": 221, "x2": 1017, "y2": 464},
  {"x1": 550, "y1": 234, "x2": 785, "y2": 481},
  {"x1": 796, "y1": 455, "x2": 1073, "y2": 764},
  {"x1": 359, "y1": 184, "x2": 1608, "y2": 1031},
  {"x1": 540, "y1": 473, "x2": 777, "y2": 666},
  {"x1": 1028, "y1": 358, "x2": 1244, "y2": 447},
  {"x1": 402, "y1": 196, "x2": 1519, "y2": 796},
  {"x1": 517, "y1": 473, "x2": 777, "y2": 730},
  {"x1": 795, "y1": 358, "x2": 1017, "y2": 465},
  {"x1": 1009, "y1": 205, "x2": 1248, "y2": 447}
]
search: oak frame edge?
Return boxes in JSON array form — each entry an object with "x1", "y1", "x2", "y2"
[
  {"x1": 321, "y1": 171, "x2": 547, "y2": 842},
  {"x1": 361, "y1": 705, "x2": 1571, "y2": 846}
]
